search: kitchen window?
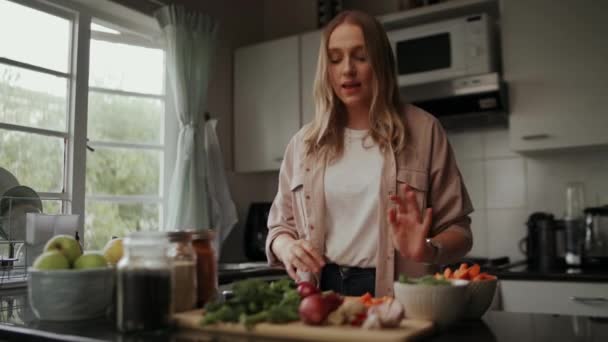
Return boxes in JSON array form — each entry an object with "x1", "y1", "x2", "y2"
[
  {"x1": 0, "y1": 0, "x2": 73, "y2": 214},
  {"x1": 85, "y1": 22, "x2": 166, "y2": 249},
  {"x1": 0, "y1": 0, "x2": 172, "y2": 250}
]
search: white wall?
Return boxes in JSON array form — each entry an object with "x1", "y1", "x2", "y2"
[
  {"x1": 216, "y1": 0, "x2": 319, "y2": 262},
  {"x1": 449, "y1": 128, "x2": 608, "y2": 262}
]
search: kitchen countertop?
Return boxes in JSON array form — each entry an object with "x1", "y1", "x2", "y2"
[
  {"x1": 487, "y1": 260, "x2": 608, "y2": 282},
  {"x1": 0, "y1": 287, "x2": 607, "y2": 342},
  {"x1": 218, "y1": 259, "x2": 608, "y2": 284}
]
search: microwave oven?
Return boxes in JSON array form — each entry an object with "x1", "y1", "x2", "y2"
[{"x1": 387, "y1": 13, "x2": 498, "y2": 87}]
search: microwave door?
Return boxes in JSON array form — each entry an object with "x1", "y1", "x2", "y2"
[{"x1": 390, "y1": 22, "x2": 467, "y2": 86}]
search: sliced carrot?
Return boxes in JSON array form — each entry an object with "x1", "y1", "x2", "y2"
[
  {"x1": 479, "y1": 273, "x2": 497, "y2": 280},
  {"x1": 468, "y1": 264, "x2": 481, "y2": 278},
  {"x1": 443, "y1": 267, "x2": 453, "y2": 279},
  {"x1": 360, "y1": 292, "x2": 373, "y2": 303},
  {"x1": 453, "y1": 269, "x2": 470, "y2": 280},
  {"x1": 459, "y1": 263, "x2": 469, "y2": 272},
  {"x1": 473, "y1": 273, "x2": 497, "y2": 281},
  {"x1": 371, "y1": 296, "x2": 390, "y2": 305}
]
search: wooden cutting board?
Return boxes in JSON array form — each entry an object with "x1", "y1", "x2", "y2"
[{"x1": 173, "y1": 309, "x2": 434, "y2": 342}]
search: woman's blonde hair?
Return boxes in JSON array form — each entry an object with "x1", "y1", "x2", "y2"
[{"x1": 303, "y1": 10, "x2": 406, "y2": 160}]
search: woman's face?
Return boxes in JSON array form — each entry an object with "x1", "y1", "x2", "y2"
[{"x1": 327, "y1": 23, "x2": 374, "y2": 111}]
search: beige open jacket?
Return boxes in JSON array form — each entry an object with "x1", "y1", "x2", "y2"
[{"x1": 265, "y1": 104, "x2": 474, "y2": 297}]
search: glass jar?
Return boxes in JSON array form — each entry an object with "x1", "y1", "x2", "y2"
[
  {"x1": 192, "y1": 230, "x2": 217, "y2": 308},
  {"x1": 116, "y1": 232, "x2": 171, "y2": 333},
  {"x1": 167, "y1": 231, "x2": 197, "y2": 313},
  {"x1": 565, "y1": 182, "x2": 586, "y2": 266}
]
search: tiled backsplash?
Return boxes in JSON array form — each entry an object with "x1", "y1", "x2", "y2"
[{"x1": 448, "y1": 128, "x2": 608, "y2": 262}]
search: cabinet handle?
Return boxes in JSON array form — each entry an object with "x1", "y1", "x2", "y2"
[
  {"x1": 521, "y1": 134, "x2": 550, "y2": 140},
  {"x1": 274, "y1": 157, "x2": 283, "y2": 163},
  {"x1": 570, "y1": 296, "x2": 608, "y2": 304}
]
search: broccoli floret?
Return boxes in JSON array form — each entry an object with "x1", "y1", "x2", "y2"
[
  {"x1": 201, "y1": 278, "x2": 300, "y2": 328},
  {"x1": 240, "y1": 310, "x2": 269, "y2": 329},
  {"x1": 267, "y1": 304, "x2": 299, "y2": 323},
  {"x1": 201, "y1": 305, "x2": 240, "y2": 325},
  {"x1": 204, "y1": 300, "x2": 224, "y2": 312}
]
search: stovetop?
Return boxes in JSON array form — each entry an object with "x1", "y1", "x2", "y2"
[
  {"x1": 217, "y1": 261, "x2": 271, "y2": 272},
  {"x1": 217, "y1": 262, "x2": 286, "y2": 285}
]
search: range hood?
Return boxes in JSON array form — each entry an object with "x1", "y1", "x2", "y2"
[{"x1": 400, "y1": 73, "x2": 508, "y2": 130}]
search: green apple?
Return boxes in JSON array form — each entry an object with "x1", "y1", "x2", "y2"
[
  {"x1": 73, "y1": 251, "x2": 108, "y2": 269},
  {"x1": 33, "y1": 251, "x2": 70, "y2": 270},
  {"x1": 44, "y1": 234, "x2": 82, "y2": 265}
]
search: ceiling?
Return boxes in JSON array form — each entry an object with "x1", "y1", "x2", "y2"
[{"x1": 109, "y1": 0, "x2": 172, "y2": 16}]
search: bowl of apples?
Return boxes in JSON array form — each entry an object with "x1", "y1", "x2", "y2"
[{"x1": 28, "y1": 235, "x2": 115, "y2": 321}]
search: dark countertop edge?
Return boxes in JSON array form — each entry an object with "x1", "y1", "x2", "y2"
[
  {"x1": 492, "y1": 271, "x2": 608, "y2": 282},
  {"x1": 221, "y1": 265, "x2": 608, "y2": 284},
  {"x1": 480, "y1": 260, "x2": 608, "y2": 283},
  {"x1": 0, "y1": 324, "x2": 104, "y2": 342}
]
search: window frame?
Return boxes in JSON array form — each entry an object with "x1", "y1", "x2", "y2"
[
  {"x1": 0, "y1": 0, "x2": 76, "y2": 202},
  {"x1": 1, "y1": 0, "x2": 177, "y2": 245},
  {"x1": 86, "y1": 18, "x2": 168, "y2": 237}
]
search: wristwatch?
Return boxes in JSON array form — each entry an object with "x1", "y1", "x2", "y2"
[{"x1": 425, "y1": 238, "x2": 442, "y2": 265}]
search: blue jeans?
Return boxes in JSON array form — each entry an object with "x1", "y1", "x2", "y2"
[{"x1": 319, "y1": 263, "x2": 375, "y2": 296}]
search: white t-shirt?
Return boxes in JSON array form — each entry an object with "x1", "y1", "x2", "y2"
[{"x1": 324, "y1": 128, "x2": 383, "y2": 268}]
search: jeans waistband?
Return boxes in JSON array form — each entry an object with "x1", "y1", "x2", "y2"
[{"x1": 323, "y1": 263, "x2": 375, "y2": 279}]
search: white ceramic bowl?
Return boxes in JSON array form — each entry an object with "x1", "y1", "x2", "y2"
[
  {"x1": 28, "y1": 267, "x2": 115, "y2": 321},
  {"x1": 464, "y1": 278, "x2": 498, "y2": 319},
  {"x1": 393, "y1": 279, "x2": 470, "y2": 327}
]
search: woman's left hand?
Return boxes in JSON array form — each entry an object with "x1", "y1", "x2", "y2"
[{"x1": 388, "y1": 183, "x2": 433, "y2": 262}]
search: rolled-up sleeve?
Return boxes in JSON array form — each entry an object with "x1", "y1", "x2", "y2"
[
  {"x1": 265, "y1": 136, "x2": 299, "y2": 267},
  {"x1": 427, "y1": 120, "x2": 474, "y2": 242}
]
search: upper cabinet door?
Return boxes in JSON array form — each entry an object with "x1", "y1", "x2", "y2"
[
  {"x1": 300, "y1": 30, "x2": 322, "y2": 127},
  {"x1": 234, "y1": 36, "x2": 300, "y2": 172},
  {"x1": 504, "y1": 1, "x2": 608, "y2": 151}
]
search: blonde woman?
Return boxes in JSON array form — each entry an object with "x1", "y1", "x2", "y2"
[{"x1": 265, "y1": 10, "x2": 473, "y2": 297}]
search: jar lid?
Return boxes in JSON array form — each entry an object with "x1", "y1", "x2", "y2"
[
  {"x1": 124, "y1": 231, "x2": 169, "y2": 247},
  {"x1": 191, "y1": 229, "x2": 215, "y2": 241},
  {"x1": 167, "y1": 230, "x2": 193, "y2": 242}
]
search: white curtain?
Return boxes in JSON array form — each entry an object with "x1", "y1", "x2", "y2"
[
  {"x1": 155, "y1": 5, "x2": 218, "y2": 230},
  {"x1": 204, "y1": 119, "x2": 238, "y2": 255}
]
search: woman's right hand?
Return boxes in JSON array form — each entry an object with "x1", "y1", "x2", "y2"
[{"x1": 272, "y1": 235, "x2": 325, "y2": 282}]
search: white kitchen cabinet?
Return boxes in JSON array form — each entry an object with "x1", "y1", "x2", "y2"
[
  {"x1": 300, "y1": 30, "x2": 321, "y2": 126},
  {"x1": 503, "y1": 1, "x2": 608, "y2": 151},
  {"x1": 499, "y1": 280, "x2": 608, "y2": 317},
  {"x1": 234, "y1": 36, "x2": 301, "y2": 172}
]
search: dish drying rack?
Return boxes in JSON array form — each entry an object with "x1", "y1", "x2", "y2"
[{"x1": 0, "y1": 196, "x2": 70, "y2": 289}]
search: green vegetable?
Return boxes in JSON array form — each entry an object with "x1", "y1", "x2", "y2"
[
  {"x1": 201, "y1": 278, "x2": 300, "y2": 329},
  {"x1": 399, "y1": 274, "x2": 451, "y2": 286},
  {"x1": 201, "y1": 305, "x2": 240, "y2": 325},
  {"x1": 240, "y1": 311, "x2": 269, "y2": 329}
]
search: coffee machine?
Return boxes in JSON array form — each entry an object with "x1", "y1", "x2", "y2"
[{"x1": 520, "y1": 212, "x2": 565, "y2": 270}]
